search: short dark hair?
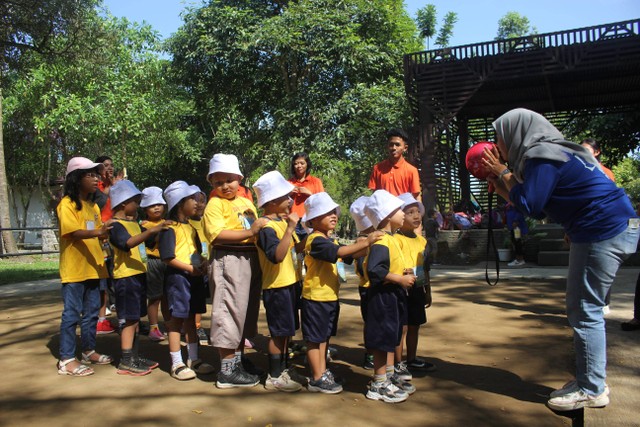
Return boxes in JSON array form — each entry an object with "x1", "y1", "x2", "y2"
[
  {"x1": 581, "y1": 138, "x2": 601, "y2": 160},
  {"x1": 95, "y1": 155, "x2": 112, "y2": 164},
  {"x1": 290, "y1": 152, "x2": 312, "y2": 178},
  {"x1": 386, "y1": 128, "x2": 409, "y2": 144}
]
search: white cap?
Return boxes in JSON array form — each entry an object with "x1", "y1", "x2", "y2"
[
  {"x1": 164, "y1": 181, "x2": 198, "y2": 212},
  {"x1": 397, "y1": 192, "x2": 425, "y2": 216},
  {"x1": 364, "y1": 190, "x2": 404, "y2": 229},
  {"x1": 207, "y1": 153, "x2": 243, "y2": 179},
  {"x1": 188, "y1": 184, "x2": 205, "y2": 197},
  {"x1": 302, "y1": 192, "x2": 340, "y2": 227},
  {"x1": 66, "y1": 157, "x2": 101, "y2": 177},
  {"x1": 110, "y1": 180, "x2": 142, "y2": 208},
  {"x1": 253, "y1": 171, "x2": 295, "y2": 208},
  {"x1": 140, "y1": 186, "x2": 166, "y2": 208},
  {"x1": 349, "y1": 196, "x2": 372, "y2": 232}
]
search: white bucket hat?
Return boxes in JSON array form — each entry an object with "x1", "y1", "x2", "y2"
[
  {"x1": 397, "y1": 192, "x2": 425, "y2": 216},
  {"x1": 302, "y1": 192, "x2": 340, "y2": 227},
  {"x1": 140, "y1": 186, "x2": 166, "y2": 208},
  {"x1": 253, "y1": 171, "x2": 295, "y2": 208},
  {"x1": 349, "y1": 196, "x2": 372, "y2": 232},
  {"x1": 188, "y1": 184, "x2": 205, "y2": 198},
  {"x1": 164, "y1": 181, "x2": 198, "y2": 212},
  {"x1": 207, "y1": 153, "x2": 243, "y2": 179},
  {"x1": 364, "y1": 190, "x2": 404, "y2": 229},
  {"x1": 109, "y1": 180, "x2": 142, "y2": 208},
  {"x1": 66, "y1": 157, "x2": 102, "y2": 177}
]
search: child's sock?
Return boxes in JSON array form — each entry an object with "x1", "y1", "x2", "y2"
[
  {"x1": 234, "y1": 351, "x2": 242, "y2": 364},
  {"x1": 373, "y1": 373, "x2": 386, "y2": 385},
  {"x1": 385, "y1": 365, "x2": 395, "y2": 379},
  {"x1": 121, "y1": 349, "x2": 133, "y2": 365},
  {"x1": 150, "y1": 323, "x2": 159, "y2": 331},
  {"x1": 269, "y1": 354, "x2": 283, "y2": 378},
  {"x1": 170, "y1": 351, "x2": 183, "y2": 369},
  {"x1": 221, "y1": 358, "x2": 235, "y2": 375},
  {"x1": 187, "y1": 343, "x2": 198, "y2": 362}
]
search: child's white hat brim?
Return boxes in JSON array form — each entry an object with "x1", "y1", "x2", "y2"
[
  {"x1": 140, "y1": 186, "x2": 166, "y2": 208},
  {"x1": 364, "y1": 190, "x2": 404, "y2": 229},
  {"x1": 66, "y1": 157, "x2": 102, "y2": 177},
  {"x1": 397, "y1": 192, "x2": 425, "y2": 216},
  {"x1": 303, "y1": 192, "x2": 340, "y2": 227},
  {"x1": 164, "y1": 181, "x2": 198, "y2": 212},
  {"x1": 349, "y1": 196, "x2": 372, "y2": 232},
  {"x1": 110, "y1": 180, "x2": 142, "y2": 208},
  {"x1": 208, "y1": 154, "x2": 243, "y2": 179},
  {"x1": 253, "y1": 171, "x2": 295, "y2": 208}
]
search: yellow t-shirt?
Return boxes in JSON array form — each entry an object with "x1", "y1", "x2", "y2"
[
  {"x1": 355, "y1": 256, "x2": 369, "y2": 288},
  {"x1": 256, "y1": 218, "x2": 299, "y2": 290},
  {"x1": 365, "y1": 233, "x2": 406, "y2": 286},
  {"x1": 189, "y1": 218, "x2": 209, "y2": 259},
  {"x1": 394, "y1": 232, "x2": 427, "y2": 286},
  {"x1": 203, "y1": 196, "x2": 258, "y2": 246},
  {"x1": 159, "y1": 221, "x2": 200, "y2": 265},
  {"x1": 140, "y1": 219, "x2": 162, "y2": 258},
  {"x1": 57, "y1": 196, "x2": 108, "y2": 283},
  {"x1": 110, "y1": 219, "x2": 147, "y2": 279},
  {"x1": 302, "y1": 232, "x2": 340, "y2": 302}
]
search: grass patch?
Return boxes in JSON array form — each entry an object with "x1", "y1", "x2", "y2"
[{"x1": 0, "y1": 256, "x2": 59, "y2": 286}]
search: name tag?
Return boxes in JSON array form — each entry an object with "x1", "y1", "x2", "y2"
[
  {"x1": 629, "y1": 218, "x2": 640, "y2": 229},
  {"x1": 138, "y1": 242, "x2": 147, "y2": 263},
  {"x1": 86, "y1": 220, "x2": 95, "y2": 231},
  {"x1": 413, "y1": 265, "x2": 426, "y2": 287},
  {"x1": 337, "y1": 260, "x2": 347, "y2": 283}
]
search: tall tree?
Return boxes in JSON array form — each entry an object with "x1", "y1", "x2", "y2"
[
  {"x1": 496, "y1": 11, "x2": 534, "y2": 40},
  {"x1": 0, "y1": 0, "x2": 97, "y2": 253},
  {"x1": 415, "y1": 4, "x2": 437, "y2": 49},
  {"x1": 435, "y1": 11, "x2": 458, "y2": 48}
]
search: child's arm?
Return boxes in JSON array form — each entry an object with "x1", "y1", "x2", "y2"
[
  {"x1": 367, "y1": 243, "x2": 415, "y2": 290},
  {"x1": 258, "y1": 214, "x2": 299, "y2": 264},
  {"x1": 67, "y1": 219, "x2": 114, "y2": 241},
  {"x1": 214, "y1": 216, "x2": 269, "y2": 244},
  {"x1": 164, "y1": 257, "x2": 204, "y2": 276},
  {"x1": 336, "y1": 230, "x2": 383, "y2": 259},
  {"x1": 126, "y1": 220, "x2": 172, "y2": 248}
]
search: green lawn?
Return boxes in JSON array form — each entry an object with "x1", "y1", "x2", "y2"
[{"x1": 0, "y1": 257, "x2": 59, "y2": 286}]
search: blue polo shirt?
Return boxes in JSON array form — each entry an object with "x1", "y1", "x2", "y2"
[{"x1": 509, "y1": 154, "x2": 635, "y2": 243}]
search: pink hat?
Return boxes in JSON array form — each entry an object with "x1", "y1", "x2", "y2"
[{"x1": 66, "y1": 157, "x2": 102, "y2": 177}]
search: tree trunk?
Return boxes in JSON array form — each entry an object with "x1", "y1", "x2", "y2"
[{"x1": 0, "y1": 89, "x2": 19, "y2": 254}]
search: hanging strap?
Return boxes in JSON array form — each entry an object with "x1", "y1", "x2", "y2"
[{"x1": 485, "y1": 190, "x2": 500, "y2": 286}]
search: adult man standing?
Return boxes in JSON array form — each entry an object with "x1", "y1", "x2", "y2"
[{"x1": 368, "y1": 129, "x2": 421, "y2": 199}]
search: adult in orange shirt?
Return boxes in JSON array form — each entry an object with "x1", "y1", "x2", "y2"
[
  {"x1": 368, "y1": 129, "x2": 421, "y2": 199},
  {"x1": 287, "y1": 152, "x2": 325, "y2": 218},
  {"x1": 581, "y1": 138, "x2": 615, "y2": 182}
]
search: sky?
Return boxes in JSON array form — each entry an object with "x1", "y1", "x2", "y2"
[{"x1": 101, "y1": 0, "x2": 640, "y2": 48}]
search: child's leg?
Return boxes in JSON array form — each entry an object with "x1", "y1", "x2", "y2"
[
  {"x1": 306, "y1": 341, "x2": 324, "y2": 380},
  {"x1": 372, "y1": 349, "x2": 388, "y2": 377},
  {"x1": 79, "y1": 280, "x2": 101, "y2": 354},
  {"x1": 394, "y1": 325, "x2": 408, "y2": 363},
  {"x1": 406, "y1": 325, "x2": 420, "y2": 362},
  {"x1": 183, "y1": 315, "x2": 200, "y2": 363},
  {"x1": 268, "y1": 336, "x2": 288, "y2": 377},
  {"x1": 167, "y1": 317, "x2": 185, "y2": 356},
  {"x1": 59, "y1": 283, "x2": 85, "y2": 371},
  {"x1": 160, "y1": 294, "x2": 171, "y2": 322},
  {"x1": 195, "y1": 313, "x2": 202, "y2": 330},
  {"x1": 148, "y1": 298, "x2": 161, "y2": 326}
]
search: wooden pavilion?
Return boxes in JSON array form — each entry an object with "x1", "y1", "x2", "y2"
[{"x1": 403, "y1": 19, "x2": 640, "y2": 212}]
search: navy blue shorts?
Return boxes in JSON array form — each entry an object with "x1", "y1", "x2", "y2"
[
  {"x1": 358, "y1": 287, "x2": 369, "y2": 322},
  {"x1": 263, "y1": 284, "x2": 299, "y2": 337},
  {"x1": 365, "y1": 284, "x2": 406, "y2": 353},
  {"x1": 114, "y1": 274, "x2": 147, "y2": 321},
  {"x1": 146, "y1": 257, "x2": 166, "y2": 300},
  {"x1": 407, "y1": 285, "x2": 427, "y2": 326},
  {"x1": 165, "y1": 269, "x2": 206, "y2": 319},
  {"x1": 301, "y1": 299, "x2": 339, "y2": 344}
]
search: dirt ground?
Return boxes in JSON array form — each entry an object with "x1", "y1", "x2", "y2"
[{"x1": 0, "y1": 272, "x2": 583, "y2": 427}]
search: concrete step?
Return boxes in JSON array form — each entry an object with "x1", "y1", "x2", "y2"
[
  {"x1": 538, "y1": 250, "x2": 569, "y2": 266},
  {"x1": 538, "y1": 239, "x2": 569, "y2": 251},
  {"x1": 532, "y1": 224, "x2": 565, "y2": 239}
]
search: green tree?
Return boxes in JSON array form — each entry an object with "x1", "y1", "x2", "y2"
[
  {"x1": 168, "y1": 0, "x2": 422, "y2": 225},
  {"x1": 435, "y1": 11, "x2": 458, "y2": 48},
  {"x1": 415, "y1": 4, "x2": 437, "y2": 49},
  {"x1": 612, "y1": 156, "x2": 640, "y2": 202},
  {"x1": 496, "y1": 11, "x2": 535, "y2": 40}
]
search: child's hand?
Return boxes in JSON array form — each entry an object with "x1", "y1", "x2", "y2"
[
  {"x1": 97, "y1": 219, "x2": 114, "y2": 238},
  {"x1": 250, "y1": 217, "x2": 269, "y2": 235},
  {"x1": 366, "y1": 230, "x2": 384, "y2": 246},
  {"x1": 286, "y1": 212, "x2": 299, "y2": 228},
  {"x1": 398, "y1": 272, "x2": 416, "y2": 289}
]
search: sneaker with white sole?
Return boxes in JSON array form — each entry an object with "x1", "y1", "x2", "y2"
[
  {"x1": 307, "y1": 372, "x2": 343, "y2": 394},
  {"x1": 547, "y1": 389, "x2": 609, "y2": 411},
  {"x1": 216, "y1": 363, "x2": 260, "y2": 389},
  {"x1": 550, "y1": 380, "x2": 610, "y2": 398},
  {"x1": 366, "y1": 380, "x2": 408, "y2": 403},
  {"x1": 394, "y1": 361, "x2": 412, "y2": 381},
  {"x1": 265, "y1": 370, "x2": 303, "y2": 392},
  {"x1": 389, "y1": 372, "x2": 416, "y2": 395},
  {"x1": 406, "y1": 357, "x2": 437, "y2": 372},
  {"x1": 507, "y1": 259, "x2": 525, "y2": 267}
]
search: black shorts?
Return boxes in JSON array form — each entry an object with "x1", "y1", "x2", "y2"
[
  {"x1": 407, "y1": 285, "x2": 427, "y2": 326},
  {"x1": 365, "y1": 284, "x2": 406, "y2": 353},
  {"x1": 165, "y1": 269, "x2": 206, "y2": 319},
  {"x1": 114, "y1": 274, "x2": 147, "y2": 321},
  {"x1": 301, "y1": 299, "x2": 339, "y2": 344},
  {"x1": 263, "y1": 284, "x2": 299, "y2": 337},
  {"x1": 358, "y1": 286, "x2": 369, "y2": 322},
  {"x1": 146, "y1": 258, "x2": 166, "y2": 300}
]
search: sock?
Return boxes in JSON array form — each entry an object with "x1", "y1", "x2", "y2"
[
  {"x1": 269, "y1": 354, "x2": 283, "y2": 378},
  {"x1": 373, "y1": 373, "x2": 386, "y2": 385},
  {"x1": 118, "y1": 319, "x2": 125, "y2": 327},
  {"x1": 386, "y1": 365, "x2": 395, "y2": 379},
  {"x1": 221, "y1": 358, "x2": 235, "y2": 375},
  {"x1": 121, "y1": 349, "x2": 133, "y2": 364},
  {"x1": 150, "y1": 324, "x2": 159, "y2": 331},
  {"x1": 234, "y1": 351, "x2": 242, "y2": 364},
  {"x1": 98, "y1": 317, "x2": 106, "y2": 322},
  {"x1": 187, "y1": 343, "x2": 198, "y2": 362},
  {"x1": 170, "y1": 351, "x2": 183, "y2": 369}
]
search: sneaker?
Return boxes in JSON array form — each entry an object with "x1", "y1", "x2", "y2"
[
  {"x1": 241, "y1": 356, "x2": 264, "y2": 376},
  {"x1": 171, "y1": 363, "x2": 196, "y2": 381},
  {"x1": 307, "y1": 372, "x2": 343, "y2": 394},
  {"x1": 187, "y1": 358, "x2": 215, "y2": 375},
  {"x1": 366, "y1": 379, "x2": 408, "y2": 403},
  {"x1": 216, "y1": 363, "x2": 260, "y2": 389},
  {"x1": 406, "y1": 357, "x2": 437, "y2": 372},
  {"x1": 389, "y1": 372, "x2": 416, "y2": 395},
  {"x1": 105, "y1": 306, "x2": 112, "y2": 316},
  {"x1": 265, "y1": 370, "x2": 303, "y2": 392},
  {"x1": 507, "y1": 259, "x2": 525, "y2": 267},
  {"x1": 197, "y1": 328, "x2": 209, "y2": 346},
  {"x1": 550, "y1": 380, "x2": 610, "y2": 398},
  {"x1": 137, "y1": 356, "x2": 159, "y2": 370},
  {"x1": 394, "y1": 361, "x2": 412, "y2": 381},
  {"x1": 363, "y1": 354, "x2": 374, "y2": 370},
  {"x1": 117, "y1": 359, "x2": 152, "y2": 376},
  {"x1": 547, "y1": 389, "x2": 609, "y2": 411},
  {"x1": 96, "y1": 319, "x2": 116, "y2": 335},
  {"x1": 325, "y1": 369, "x2": 345, "y2": 386},
  {"x1": 148, "y1": 328, "x2": 166, "y2": 342}
]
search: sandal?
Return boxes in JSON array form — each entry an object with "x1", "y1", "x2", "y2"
[
  {"x1": 171, "y1": 363, "x2": 196, "y2": 381},
  {"x1": 57, "y1": 358, "x2": 94, "y2": 377},
  {"x1": 82, "y1": 350, "x2": 113, "y2": 365}
]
